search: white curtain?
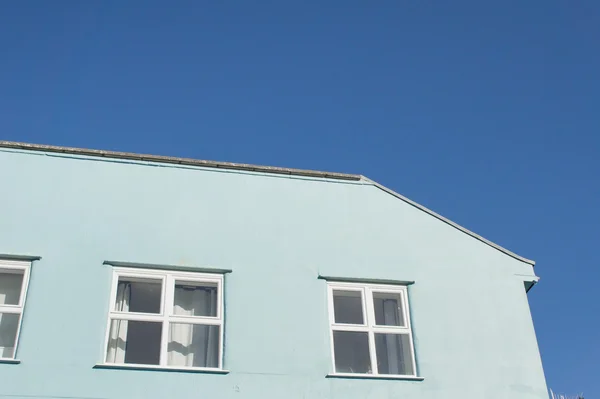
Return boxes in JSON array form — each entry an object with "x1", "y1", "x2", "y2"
[
  {"x1": 0, "y1": 274, "x2": 22, "y2": 358},
  {"x1": 398, "y1": 333, "x2": 414, "y2": 375},
  {"x1": 381, "y1": 298, "x2": 413, "y2": 375},
  {"x1": 0, "y1": 314, "x2": 18, "y2": 358},
  {"x1": 168, "y1": 287, "x2": 218, "y2": 367},
  {"x1": 383, "y1": 299, "x2": 401, "y2": 373},
  {"x1": 106, "y1": 282, "x2": 130, "y2": 363}
]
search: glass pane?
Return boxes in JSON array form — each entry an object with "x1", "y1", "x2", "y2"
[
  {"x1": 333, "y1": 331, "x2": 371, "y2": 374},
  {"x1": 105, "y1": 320, "x2": 162, "y2": 365},
  {"x1": 173, "y1": 282, "x2": 218, "y2": 317},
  {"x1": 168, "y1": 323, "x2": 220, "y2": 368},
  {"x1": 0, "y1": 313, "x2": 20, "y2": 358},
  {"x1": 333, "y1": 290, "x2": 364, "y2": 324},
  {"x1": 375, "y1": 333, "x2": 414, "y2": 375},
  {"x1": 114, "y1": 278, "x2": 162, "y2": 314},
  {"x1": 373, "y1": 292, "x2": 405, "y2": 326},
  {"x1": 0, "y1": 271, "x2": 24, "y2": 306}
]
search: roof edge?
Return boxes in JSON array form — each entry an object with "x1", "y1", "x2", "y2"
[
  {"x1": 362, "y1": 176, "x2": 536, "y2": 266},
  {"x1": 0, "y1": 141, "x2": 535, "y2": 265},
  {"x1": 0, "y1": 141, "x2": 362, "y2": 181}
]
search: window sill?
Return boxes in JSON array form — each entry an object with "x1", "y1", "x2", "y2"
[
  {"x1": 326, "y1": 373, "x2": 424, "y2": 381},
  {"x1": 0, "y1": 359, "x2": 21, "y2": 365},
  {"x1": 94, "y1": 363, "x2": 230, "y2": 374}
]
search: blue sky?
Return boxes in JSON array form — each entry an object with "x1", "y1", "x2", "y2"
[{"x1": 1, "y1": 1, "x2": 598, "y2": 396}]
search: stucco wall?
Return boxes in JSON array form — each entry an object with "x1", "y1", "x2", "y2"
[{"x1": 0, "y1": 148, "x2": 547, "y2": 398}]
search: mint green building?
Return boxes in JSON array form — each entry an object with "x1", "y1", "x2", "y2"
[{"x1": 0, "y1": 141, "x2": 547, "y2": 398}]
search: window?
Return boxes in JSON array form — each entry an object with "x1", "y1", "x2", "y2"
[
  {"x1": 103, "y1": 268, "x2": 224, "y2": 370},
  {"x1": 0, "y1": 260, "x2": 32, "y2": 360},
  {"x1": 327, "y1": 282, "x2": 417, "y2": 377}
]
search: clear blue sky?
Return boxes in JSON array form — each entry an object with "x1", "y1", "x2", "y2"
[{"x1": 1, "y1": 1, "x2": 598, "y2": 396}]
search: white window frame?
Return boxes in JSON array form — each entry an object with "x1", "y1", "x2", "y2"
[
  {"x1": 326, "y1": 281, "x2": 417, "y2": 377},
  {"x1": 0, "y1": 259, "x2": 32, "y2": 360},
  {"x1": 102, "y1": 267, "x2": 225, "y2": 371}
]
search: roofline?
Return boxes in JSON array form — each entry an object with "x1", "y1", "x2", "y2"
[
  {"x1": 0, "y1": 141, "x2": 361, "y2": 181},
  {"x1": 0, "y1": 141, "x2": 535, "y2": 266},
  {"x1": 361, "y1": 177, "x2": 536, "y2": 266}
]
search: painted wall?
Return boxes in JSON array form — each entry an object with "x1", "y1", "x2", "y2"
[{"x1": 0, "y1": 148, "x2": 547, "y2": 399}]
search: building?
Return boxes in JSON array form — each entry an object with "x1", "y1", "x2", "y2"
[{"x1": 0, "y1": 141, "x2": 548, "y2": 398}]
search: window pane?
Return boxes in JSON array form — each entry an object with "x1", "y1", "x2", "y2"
[
  {"x1": 105, "y1": 320, "x2": 162, "y2": 365},
  {"x1": 174, "y1": 282, "x2": 218, "y2": 317},
  {"x1": 0, "y1": 313, "x2": 20, "y2": 358},
  {"x1": 333, "y1": 331, "x2": 371, "y2": 374},
  {"x1": 333, "y1": 290, "x2": 364, "y2": 324},
  {"x1": 375, "y1": 333, "x2": 414, "y2": 375},
  {"x1": 0, "y1": 271, "x2": 24, "y2": 306},
  {"x1": 168, "y1": 323, "x2": 220, "y2": 368},
  {"x1": 373, "y1": 292, "x2": 405, "y2": 326},
  {"x1": 114, "y1": 278, "x2": 162, "y2": 314}
]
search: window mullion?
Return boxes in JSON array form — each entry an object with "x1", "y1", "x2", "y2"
[
  {"x1": 108, "y1": 313, "x2": 164, "y2": 322},
  {"x1": 327, "y1": 284, "x2": 336, "y2": 373},
  {"x1": 18, "y1": 266, "x2": 30, "y2": 307},
  {"x1": 331, "y1": 324, "x2": 369, "y2": 332},
  {"x1": 401, "y1": 290, "x2": 411, "y2": 328},
  {"x1": 160, "y1": 274, "x2": 174, "y2": 366},
  {"x1": 372, "y1": 326, "x2": 411, "y2": 334},
  {"x1": 402, "y1": 288, "x2": 417, "y2": 375},
  {"x1": 168, "y1": 315, "x2": 222, "y2": 325},
  {"x1": 218, "y1": 276, "x2": 224, "y2": 369},
  {"x1": 216, "y1": 277, "x2": 223, "y2": 321},
  {"x1": 0, "y1": 306, "x2": 22, "y2": 314},
  {"x1": 365, "y1": 288, "x2": 378, "y2": 375}
]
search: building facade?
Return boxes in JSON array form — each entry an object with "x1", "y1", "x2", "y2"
[{"x1": 0, "y1": 142, "x2": 548, "y2": 398}]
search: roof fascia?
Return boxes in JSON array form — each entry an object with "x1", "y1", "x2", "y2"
[{"x1": 361, "y1": 176, "x2": 536, "y2": 266}]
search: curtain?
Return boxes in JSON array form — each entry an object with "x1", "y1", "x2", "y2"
[
  {"x1": 397, "y1": 333, "x2": 414, "y2": 375},
  {"x1": 106, "y1": 282, "x2": 130, "y2": 363},
  {"x1": 383, "y1": 299, "x2": 401, "y2": 373},
  {"x1": 0, "y1": 274, "x2": 22, "y2": 358},
  {"x1": 0, "y1": 314, "x2": 18, "y2": 358},
  {"x1": 381, "y1": 298, "x2": 413, "y2": 374},
  {"x1": 168, "y1": 286, "x2": 218, "y2": 367}
]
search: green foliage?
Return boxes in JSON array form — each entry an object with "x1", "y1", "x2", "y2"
[{"x1": 549, "y1": 390, "x2": 584, "y2": 399}]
